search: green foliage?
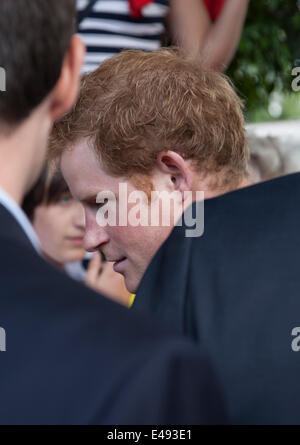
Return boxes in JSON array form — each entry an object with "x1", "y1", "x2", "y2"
[
  {"x1": 227, "y1": 0, "x2": 300, "y2": 121},
  {"x1": 249, "y1": 93, "x2": 300, "y2": 122}
]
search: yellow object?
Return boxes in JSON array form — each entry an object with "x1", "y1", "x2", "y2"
[{"x1": 129, "y1": 294, "x2": 136, "y2": 308}]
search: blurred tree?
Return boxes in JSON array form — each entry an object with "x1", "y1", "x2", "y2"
[{"x1": 227, "y1": 0, "x2": 300, "y2": 120}]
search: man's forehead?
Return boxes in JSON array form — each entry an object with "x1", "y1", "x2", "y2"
[
  {"x1": 61, "y1": 138, "x2": 95, "y2": 170},
  {"x1": 60, "y1": 143, "x2": 122, "y2": 202}
]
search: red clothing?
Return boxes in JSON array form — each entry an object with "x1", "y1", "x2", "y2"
[
  {"x1": 129, "y1": 0, "x2": 154, "y2": 18},
  {"x1": 129, "y1": 0, "x2": 226, "y2": 21},
  {"x1": 203, "y1": 0, "x2": 226, "y2": 20}
]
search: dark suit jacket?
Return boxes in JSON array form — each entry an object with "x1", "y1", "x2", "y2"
[
  {"x1": 0, "y1": 204, "x2": 226, "y2": 425},
  {"x1": 134, "y1": 173, "x2": 300, "y2": 424}
]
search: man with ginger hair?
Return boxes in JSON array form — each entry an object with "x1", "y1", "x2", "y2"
[
  {"x1": 50, "y1": 48, "x2": 250, "y2": 294},
  {"x1": 0, "y1": 2, "x2": 227, "y2": 425},
  {"x1": 51, "y1": 48, "x2": 300, "y2": 424}
]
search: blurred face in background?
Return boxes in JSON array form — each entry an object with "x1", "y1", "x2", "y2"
[
  {"x1": 33, "y1": 192, "x2": 86, "y2": 267},
  {"x1": 23, "y1": 168, "x2": 86, "y2": 267},
  {"x1": 23, "y1": 165, "x2": 132, "y2": 305}
]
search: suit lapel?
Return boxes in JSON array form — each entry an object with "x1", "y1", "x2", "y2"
[{"x1": 0, "y1": 204, "x2": 36, "y2": 252}]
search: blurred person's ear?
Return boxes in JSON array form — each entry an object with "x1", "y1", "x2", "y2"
[{"x1": 48, "y1": 35, "x2": 85, "y2": 122}]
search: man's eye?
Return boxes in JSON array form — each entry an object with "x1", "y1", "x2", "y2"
[
  {"x1": 86, "y1": 198, "x2": 109, "y2": 214},
  {"x1": 96, "y1": 198, "x2": 109, "y2": 209}
]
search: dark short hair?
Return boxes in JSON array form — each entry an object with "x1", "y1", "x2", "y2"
[
  {"x1": 23, "y1": 167, "x2": 69, "y2": 221},
  {"x1": 0, "y1": 0, "x2": 76, "y2": 126}
]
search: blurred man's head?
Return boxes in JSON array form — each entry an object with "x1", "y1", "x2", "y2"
[
  {"x1": 0, "y1": 0, "x2": 84, "y2": 201},
  {"x1": 50, "y1": 48, "x2": 249, "y2": 292}
]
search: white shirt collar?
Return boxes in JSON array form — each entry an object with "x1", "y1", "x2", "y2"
[{"x1": 0, "y1": 187, "x2": 40, "y2": 253}]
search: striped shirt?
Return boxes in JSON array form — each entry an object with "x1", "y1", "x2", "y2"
[{"x1": 77, "y1": 0, "x2": 169, "y2": 73}]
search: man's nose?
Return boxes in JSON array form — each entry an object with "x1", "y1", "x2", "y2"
[{"x1": 83, "y1": 223, "x2": 110, "y2": 252}]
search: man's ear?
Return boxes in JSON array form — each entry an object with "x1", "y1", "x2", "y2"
[
  {"x1": 156, "y1": 150, "x2": 193, "y2": 192},
  {"x1": 49, "y1": 35, "x2": 85, "y2": 122}
]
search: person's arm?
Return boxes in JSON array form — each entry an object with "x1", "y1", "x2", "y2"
[{"x1": 169, "y1": 0, "x2": 250, "y2": 71}]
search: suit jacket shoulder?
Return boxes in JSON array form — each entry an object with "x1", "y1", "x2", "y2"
[
  {"x1": 135, "y1": 173, "x2": 300, "y2": 424},
  {"x1": 0, "y1": 204, "x2": 226, "y2": 424}
]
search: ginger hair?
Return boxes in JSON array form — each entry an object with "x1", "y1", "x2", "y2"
[{"x1": 49, "y1": 48, "x2": 248, "y2": 191}]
